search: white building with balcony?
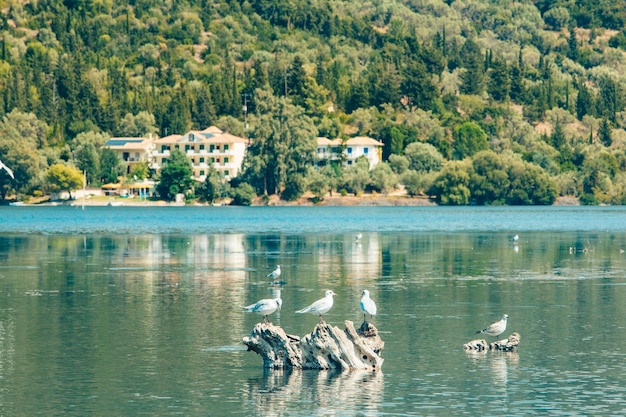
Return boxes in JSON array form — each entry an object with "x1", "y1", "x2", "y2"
[
  {"x1": 317, "y1": 136, "x2": 384, "y2": 169},
  {"x1": 152, "y1": 127, "x2": 248, "y2": 181},
  {"x1": 104, "y1": 136, "x2": 156, "y2": 174}
]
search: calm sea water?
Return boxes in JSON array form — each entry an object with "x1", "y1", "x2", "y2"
[{"x1": 1, "y1": 206, "x2": 626, "y2": 416}]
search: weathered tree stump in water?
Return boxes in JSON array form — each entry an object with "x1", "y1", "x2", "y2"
[
  {"x1": 463, "y1": 332, "x2": 520, "y2": 352},
  {"x1": 243, "y1": 320, "x2": 384, "y2": 370}
]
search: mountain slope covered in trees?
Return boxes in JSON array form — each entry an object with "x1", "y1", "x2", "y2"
[{"x1": 1, "y1": 0, "x2": 626, "y2": 204}]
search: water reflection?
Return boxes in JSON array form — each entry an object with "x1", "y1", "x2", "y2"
[{"x1": 244, "y1": 368, "x2": 384, "y2": 415}]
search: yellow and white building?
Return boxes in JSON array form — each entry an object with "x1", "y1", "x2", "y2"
[
  {"x1": 152, "y1": 127, "x2": 248, "y2": 181},
  {"x1": 105, "y1": 127, "x2": 248, "y2": 183}
]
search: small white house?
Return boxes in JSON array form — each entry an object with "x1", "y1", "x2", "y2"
[{"x1": 317, "y1": 136, "x2": 384, "y2": 169}]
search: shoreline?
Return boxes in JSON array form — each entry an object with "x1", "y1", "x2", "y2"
[{"x1": 6, "y1": 194, "x2": 580, "y2": 207}]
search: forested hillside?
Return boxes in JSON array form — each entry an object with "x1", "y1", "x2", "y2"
[{"x1": 1, "y1": 0, "x2": 626, "y2": 204}]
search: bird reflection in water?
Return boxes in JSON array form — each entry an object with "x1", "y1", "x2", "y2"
[{"x1": 244, "y1": 368, "x2": 384, "y2": 415}]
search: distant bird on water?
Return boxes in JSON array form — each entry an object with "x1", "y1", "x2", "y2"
[
  {"x1": 0, "y1": 159, "x2": 14, "y2": 179},
  {"x1": 267, "y1": 265, "x2": 281, "y2": 280},
  {"x1": 244, "y1": 298, "x2": 282, "y2": 323},
  {"x1": 476, "y1": 314, "x2": 508, "y2": 341},
  {"x1": 355, "y1": 233, "x2": 363, "y2": 242},
  {"x1": 511, "y1": 234, "x2": 519, "y2": 243},
  {"x1": 296, "y1": 290, "x2": 336, "y2": 322},
  {"x1": 359, "y1": 290, "x2": 377, "y2": 322}
]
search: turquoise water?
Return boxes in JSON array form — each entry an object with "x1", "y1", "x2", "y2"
[
  {"x1": 1, "y1": 207, "x2": 626, "y2": 415},
  {"x1": 2, "y1": 205, "x2": 626, "y2": 234}
]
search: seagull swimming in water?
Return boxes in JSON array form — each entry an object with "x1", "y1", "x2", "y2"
[
  {"x1": 359, "y1": 289, "x2": 377, "y2": 322},
  {"x1": 267, "y1": 265, "x2": 281, "y2": 280},
  {"x1": 476, "y1": 314, "x2": 508, "y2": 341},
  {"x1": 296, "y1": 290, "x2": 336, "y2": 322},
  {"x1": 244, "y1": 298, "x2": 282, "y2": 323}
]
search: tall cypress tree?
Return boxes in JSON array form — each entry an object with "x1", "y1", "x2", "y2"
[
  {"x1": 576, "y1": 78, "x2": 594, "y2": 120},
  {"x1": 459, "y1": 39, "x2": 484, "y2": 95},
  {"x1": 598, "y1": 118, "x2": 613, "y2": 147}
]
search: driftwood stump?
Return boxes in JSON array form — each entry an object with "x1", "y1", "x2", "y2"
[
  {"x1": 243, "y1": 320, "x2": 384, "y2": 370},
  {"x1": 463, "y1": 332, "x2": 520, "y2": 352}
]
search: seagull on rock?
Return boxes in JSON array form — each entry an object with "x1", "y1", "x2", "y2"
[
  {"x1": 476, "y1": 314, "x2": 508, "y2": 341},
  {"x1": 359, "y1": 289, "x2": 377, "y2": 322},
  {"x1": 296, "y1": 290, "x2": 336, "y2": 322},
  {"x1": 267, "y1": 265, "x2": 281, "y2": 280},
  {"x1": 244, "y1": 298, "x2": 282, "y2": 323}
]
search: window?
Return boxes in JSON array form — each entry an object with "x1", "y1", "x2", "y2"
[
  {"x1": 161, "y1": 145, "x2": 168, "y2": 152},
  {"x1": 200, "y1": 157, "x2": 205, "y2": 163},
  {"x1": 364, "y1": 147, "x2": 369, "y2": 154},
  {"x1": 224, "y1": 144, "x2": 229, "y2": 151},
  {"x1": 123, "y1": 152, "x2": 129, "y2": 161},
  {"x1": 216, "y1": 158, "x2": 221, "y2": 163},
  {"x1": 224, "y1": 157, "x2": 229, "y2": 163},
  {"x1": 200, "y1": 144, "x2": 205, "y2": 150},
  {"x1": 224, "y1": 170, "x2": 229, "y2": 176},
  {"x1": 200, "y1": 170, "x2": 205, "y2": 176},
  {"x1": 347, "y1": 147, "x2": 353, "y2": 154},
  {"x1": 185, "y1": 145, "x2": 190, "y2": 151}
]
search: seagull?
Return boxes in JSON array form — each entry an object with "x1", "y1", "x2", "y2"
[
  {"x1": 355, "y1": 233, "x2": 363, "y2": 242},
  {"x1": 359, "y1": 289, "x2": 377, "y2": 322},
  {"x1": 511, "y1": 234, "x2": 519, "y2": 243},
  {"x1": 296, "y1": 290, "x2": 336, "y2": 322},
  {"x1": 268, "y1": 265, "x2": 281, "y2": 280},
  {"x1": 244, "y1": 298, "x2": 282, "y2": 323},
  {"x1": 476, "y1": 314, "x2": 508, "y2": 341},
  {"x1": 0, "y1": 159, "x2": 14, "y2": 179}
]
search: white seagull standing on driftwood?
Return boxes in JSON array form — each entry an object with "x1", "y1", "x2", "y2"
[
  {"x1": 296, "y1": 290, "x2": 336, "y2": 322},
  {"x1": 359, "y1": 289, "x2": 377, "y2": 322},
  {"x1": 476, "y1": 314, "x2": 508, "y2": 341},
  {"x1": 244, "y1": 298, "x2": 282, "y2": 323},
  {"x1": 0, "y1": 159, "x2": 15, "y2": 179},
  {"x1": 267, "y1": 265, "x2": 281, "y2": 280}
]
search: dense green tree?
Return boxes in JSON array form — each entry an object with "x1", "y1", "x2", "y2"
[
  {"x1": 370, "y1": 162, "x2": 398, "y2": 196},
  {"x1": 469, "y1": 151, "x2": 509, "y2": 205},
  {"x1": 452, "y1": 121, "x2": 489, "y2": 160},
  {"x1": 230, "y1": 182, "x2": 256, "y2": 206},
  {"x1": 404, "y1": 142, "x2": 444, "y2": 173},
  {"x1": 195, "y1": 165, "x2": 222, "y2": 203},
  {"x1": 241, "y1": 90, "x2": 317, "y2": 196},
  {"x1": 339, "y1": 157, "x2": 370, "y2": 195},
  {"x1": 388, "y1": 154, "x2": 410, "y2": 174},
  {"x1": 45, "y1": 163, "x2": 84, "y2": 199},
  {"x1": 506, "y1": 160, "x2": 557, "y2": 205},
  {"x1": 99, "y1": 148, "x2": 124, "y2": 184},
  {"x1": 427, "y1": 160, "x2": 472, "y2": 205},
  {"x1": 118, "y1": 111, "x2": 158, "y2": 137},
  {"x1": 156, "y1": 149, "x2": 194, "y2": 201}
]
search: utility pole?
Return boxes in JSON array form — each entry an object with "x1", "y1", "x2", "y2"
[{"x1": 242, "y1": 93, "x2": 249, "y2": 140}]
